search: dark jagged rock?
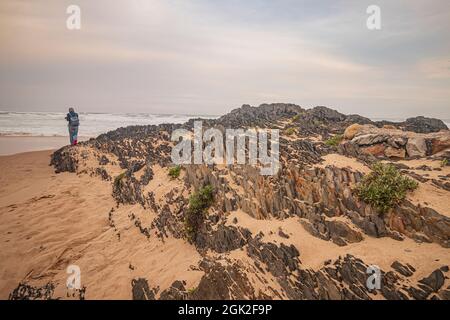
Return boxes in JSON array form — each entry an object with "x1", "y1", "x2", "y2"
[
  {"x1": 128, "y1": 212, "x2": 151, "y2": 239},
  {"x1": 189, "y1": 259, "x2": 257, "y2": 299},
  {"x1": 112, "y1": 171, "x2": 145, "y2": 206},
  {"x1": 195, "y1": 224, "x2": 252, "y2": 253},
  {"x1": 216, "y1": 103, "x2": 304, "y2": 128},
  {"x1": 47, "y1": 103, "x2": 450, "y2": 300},
  {"x1": 404, "y1": 116, "x2": 448, "y2": 134},
  {"x1": 247, "y1": 236, "x2": 300, "y2": 277},
  {"x1": 9, "y1": 282, "x2": 55, "y2": 300},
  {"x1": 50, "y1": 148, "x2": 78, "y2": 173},
  {"x1": 391, "y1": 261, "x2": 415, "y2": 277},
  {"x1": 131, "y1": 278, "x2": 156, "y2": 300},
  {"x1": 418, "y1": 269, "x2": 445, "y2": 292},
  {"x1": 159, "y1": 280, "x2": 188, "y2": 300},
  {"x1": 278, "y1": 228, "x2": 290, "y2": 239},
  {"x1": 95, "y1": 167, "x2": 111, "y2": 181},
  {"x1": 290, "y1": 106, "x2": 372, "y2": 137},
  {"x1": 98, "y1": 155, "x2": 110, "y2": 165}
]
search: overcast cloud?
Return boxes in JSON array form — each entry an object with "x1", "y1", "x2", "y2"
[{"x1": 0, "y1": 0, "x2": 449, "y2": 118}]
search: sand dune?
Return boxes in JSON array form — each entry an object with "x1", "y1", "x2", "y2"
[
  {"x1": 1, "y1": 150, "x2": 449, "y2": 299},
  {"x1": 0, "y1": 150, "x2": 202, "y2": 299}
]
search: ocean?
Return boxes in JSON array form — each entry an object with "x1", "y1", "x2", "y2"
[
  {"x1": 0, "y1": 111, "x2": 217, "y2": 137},
  {"x1": 0, "y1": 112, "x2": 448, "y2": 138}
]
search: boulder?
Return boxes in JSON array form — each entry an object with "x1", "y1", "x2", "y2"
[
  {"x1": 352, "y1": 134, "x2": 388, "y2": 146},
  {"x1": 430, "y1": 135, "x2": 450, "y2": 155},
  {"x1": 131, "y1": 278, "x2": 156, "y2": 300},
  {"x1": 418, "y1": 269, "x2": 445, "y2": 292},
  {"x1": 344, "y1": 124, "x2": 363, "y2": 140},
  {"x1": 391, "y1": 261, "x2": 415, "y2": 277},
  {"x1": 361, "y1": 144, "x2": 386, "y2": 157},
  {"x1": 406, "y1": 137, "x2": 427, "y2": 157},
  {"x1": 385, "y1": 146, "x2": 406, "y2": 159},
  {"x1": 326, "y1": 220, "x2": 363, "y2": 244},
  {"x1": 404, "y1": 116, "x2": 448, "y2": 133},
  {"x1": 387, "y1": 136, "x2": 407, "y2": 148}
]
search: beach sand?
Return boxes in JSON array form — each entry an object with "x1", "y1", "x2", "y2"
[
  {"x1": 0, "y1": 150, "x2": 202, "y2": 299},
  {"x1": 0, "y1": 149, "x2": 449, "y2": 299},
  {"x1": 0, "y1": 136, "x2": 90, "y2": 156}
]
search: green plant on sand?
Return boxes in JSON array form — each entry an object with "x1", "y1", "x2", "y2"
[
  {"x1": 285, "y1": 127, "x2": 296, "y2": 136},
  {"x1": 355, "y1": 162, "x2": 418, "y2": 213},
  {"x1": 184, "y1": 185, "x2": 214, "y2": 242},
  {"x1": 324, "y1": 134, "x2": 343, "y2": 147},
  {"x1": 291, "y1": 114, "x2": 301, "y2": 122},
  {"x1": 114, "y1": 171, "x2": 127, "y2": 187},
  {"x1": 168, "y1": 165, "x2": 181, "y2": 179}
]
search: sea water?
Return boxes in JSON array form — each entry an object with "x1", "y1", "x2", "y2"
[
  {"x1": 0, "y1": 111, "x2": 448, "y2": 138},
  {"x1": 0, "y1": 111, "x2": 218, "y2": 138}
]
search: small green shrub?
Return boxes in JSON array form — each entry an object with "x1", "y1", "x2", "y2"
[
  {"x1": 285, "y1": 127, "x2": 296, "y2": 136},
  {"x1": 114, "y1": 171, "x2": 127, "y2": 187},
  {"x1": 168, "y1": 165, "x2": 181, "y2": 179},
  {"x1": 184, "y1": 185, "x2": 214, "y2": 242},
  {"x1": 187, "y1": 287, "x2": 197, "y2": 294},
  {"x1": 441, "y1": 158, "x2": 448, "y2": 167},
  {"x1": 291, "y1": 114, "x2": 301, "y2": 122},
  {"x1": 324, "y1": 134, "x2": 343, "y2": 146},
  {"x1": 355, "y1": 163, "x2": 418, "y2": 213}
]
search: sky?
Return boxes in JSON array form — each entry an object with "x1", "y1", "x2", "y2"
[{"x1": 0, "y1": 0, "x2": 449, "y2": 119}]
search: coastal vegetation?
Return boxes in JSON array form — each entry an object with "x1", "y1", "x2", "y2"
[
  {"x1": 168, "y1": 165, "x2": 181, "y2": 179},
  {"x1": 285, "y1": 127, "x2": 296, "y2": 136},
  {"x1": 355, "y1": 163, "x2": 418, "y2": 213},
  {"x1": 324, "y1": 134, "x2": 343, "y2": 146},
  {"x1": 184, "y1": 185, "x2": 214, "y2": 242},
  {"x1": 114, "y1": 171, "x2": 127, "y2": 187}
]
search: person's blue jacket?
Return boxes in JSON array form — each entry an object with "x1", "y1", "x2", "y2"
[{"x1": 66, "y1": 111, "x2": 80, "y2": 127}]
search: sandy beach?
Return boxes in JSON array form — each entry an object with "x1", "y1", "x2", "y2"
[
  {"x1": 0, "y1": 150, "x2": 203, "y2": 299},
  {"x1": 0, "y1": 145, "x2": 449, "y2": 299},
  {"x1": 2, "y1": 0, "x2": 450, "y2": 305},
  {"x1": 0, "y1": 136, "x2": 90, "y2": 156}
]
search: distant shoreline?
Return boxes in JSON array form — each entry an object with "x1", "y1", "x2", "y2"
[
  {"x1": 1, "y1": 119, "x2": 449, "y2": 156},
  {"x1": 0, "y1": 136, "x2": 90, "y2": 156}
]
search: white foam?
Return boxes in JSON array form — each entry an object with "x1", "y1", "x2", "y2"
[{"x1": 0, "y1": 111, "x2": 217, "y2": 138}]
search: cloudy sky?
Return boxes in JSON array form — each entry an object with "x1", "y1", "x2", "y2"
[{"x1": 0, "y1": 0, "x2": 449, "y2": 118}]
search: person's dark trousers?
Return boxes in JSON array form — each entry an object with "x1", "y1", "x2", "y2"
[{"x1": 68, "y1": 125, "x2": 79, "y2": 145}]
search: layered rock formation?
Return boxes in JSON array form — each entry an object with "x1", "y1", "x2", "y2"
[{"x1": 34, "y1": 104, "x2": 450, "y2": 300}]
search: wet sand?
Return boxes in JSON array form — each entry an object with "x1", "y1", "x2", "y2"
[{"x1": 0, "y1": 136, "x2": 90, "y2": 156}]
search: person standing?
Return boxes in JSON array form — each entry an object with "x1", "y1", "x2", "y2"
[{"x1": 65, "y1": 107, "x2": 80, "y2": 145}]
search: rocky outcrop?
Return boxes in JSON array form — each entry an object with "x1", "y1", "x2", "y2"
[
  {"x1": 131, "y1": 278, "x2": 157, "y2": 300},
  {"x1": 47, "y1": 103, "x2": 450, "y2": 300},
  {"x1": 404, "y1": 116, "x2": 448, "y2": 133},
  {"x1": 391, "y1": 261, "x2": 415, "y2": 277},
  {"x1": 50, "y1": 148, "x2": 78, "y2": 173},
  {"x1": 341, "y1": 124, "x2": 449, "y2": 160},
  {"x1": 184, "y1": 160, "x2": 450, "y2": 247},
  {"x1": 195, "y1": 224, "x2": 252, "y2": 253},
  {"x1": 9, "y1": 282, "x2": 56, "y2": 300},
  {"x1": 8, "y1": 282, "x2": 86, "y2": 300},
  {"x1": 247, "y1": 235, "x2": 300, "y2": 277},
  {"x1": 406, "y1": 137, "x2": 427, "y2": 157},
  {"x1": 216, "y1": 103, "x2": 304, "y2": 128}
]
